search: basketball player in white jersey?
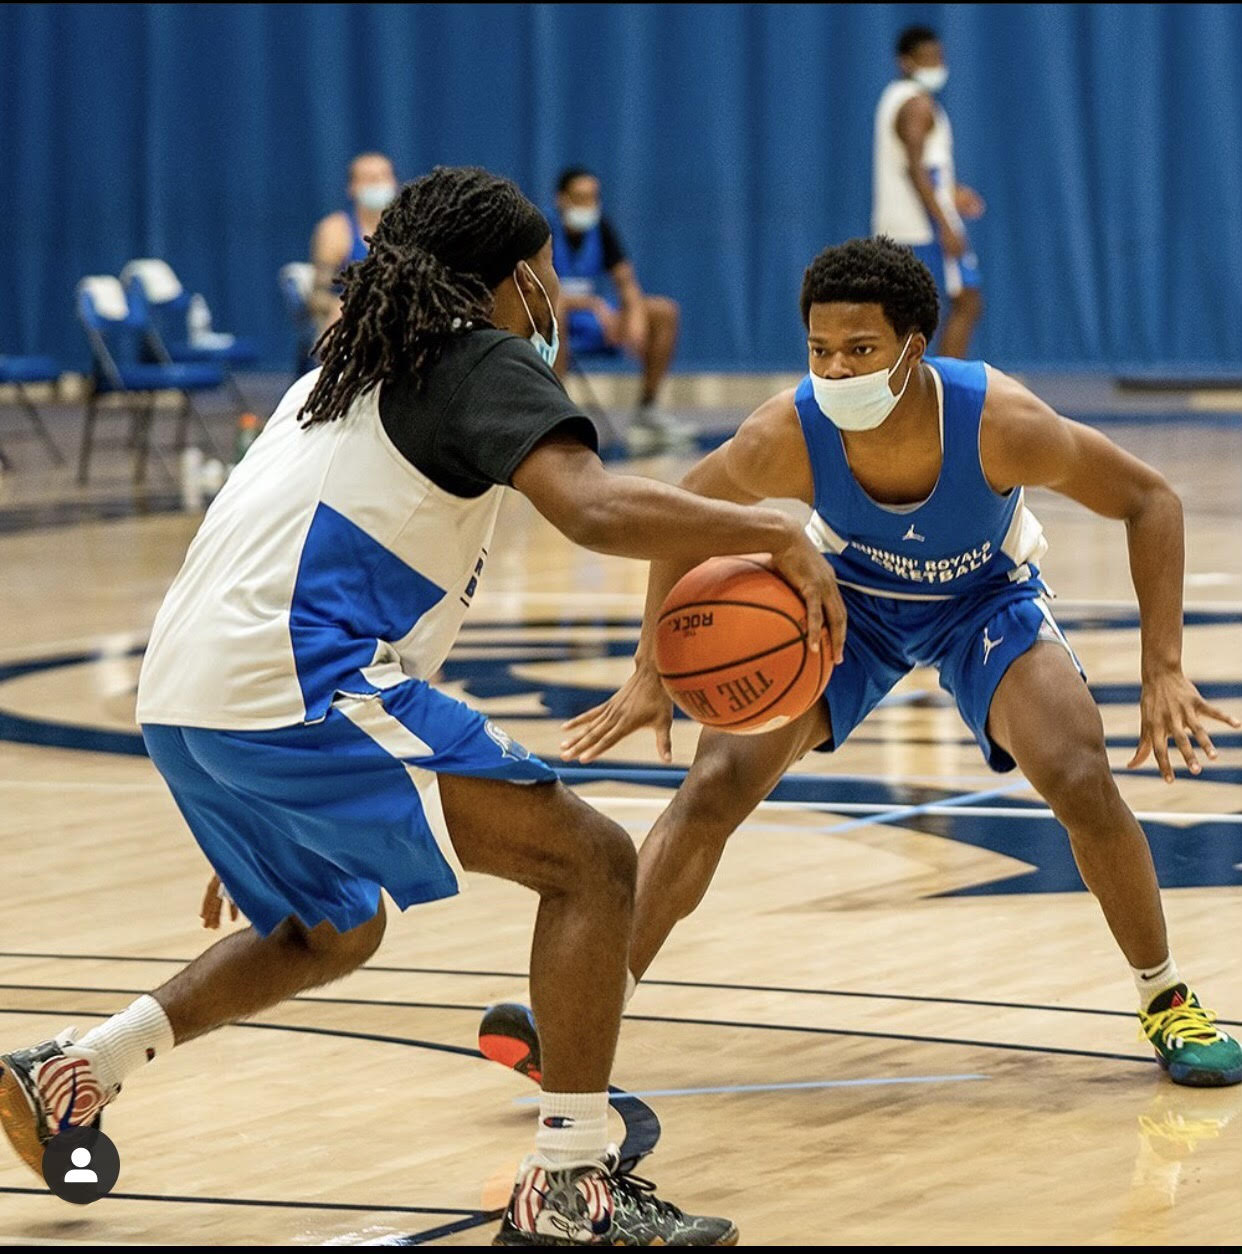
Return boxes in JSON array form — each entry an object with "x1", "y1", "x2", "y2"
[
  {"x1": 0, "y1": 167, "x2": 841, "y2": 1245},
  {"x1": 873, "y1": 25, "x2": 985, "y2": 357}
]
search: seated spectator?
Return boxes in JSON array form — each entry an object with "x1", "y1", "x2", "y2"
[
  {"x1": 551, "y1": 167, "x2": 690, "y2": 451},
  {"x1": 309, "y1": 152, "x2": 398, "y2": 335}
]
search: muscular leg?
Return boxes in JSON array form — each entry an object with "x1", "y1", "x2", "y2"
[
  {"x1": 938, "y1": 287, "x2": 982, "y2": 359},
  {"x1": 441, "y1": 774, "x2": 636, "y2": 1093},
  {"x1": 155, "y1": 902, "x2": 387, "y2": 1043},
  {"x1": 157, "y1": 775, "x2": 633, "y2": 1094},
  {"x1": 630, "y1": 700, "x2": 829, "y2": 979},
  {"x1": 987, "y1": 642, "x2": 1168, "y2": 968},
  {"x1": 639, "y1": 295, "x2": 680, "y2": 407}
]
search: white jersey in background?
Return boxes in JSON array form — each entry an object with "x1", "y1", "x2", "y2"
[
  {"x1": 872, "y1": 79, "x2": 962, "y2": 245},
  {"x1": 137, "y1": 370, "x2": 503, "y2": 731}
]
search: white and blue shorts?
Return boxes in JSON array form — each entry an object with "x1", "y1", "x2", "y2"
[
  {"x1": 911, "y1": 238, "x2": 982, "y2": 301},
  {"x1": 143, "y1": 680, "x2": 556, "y2": 937}
]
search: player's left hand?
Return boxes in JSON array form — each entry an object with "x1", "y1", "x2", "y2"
[
  {"x1": 1128, "y1": 669, "x2": 1240, "y2": 783},
  {"x1": 200, "y1": 873, "x2": 241, "y2": 929},
  {"x1": 955, "y1": 185, "x2": 986, "y2": 219}
]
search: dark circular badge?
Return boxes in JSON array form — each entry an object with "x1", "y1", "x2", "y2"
[{"x1": 41, "y1": 1126, "x2": 120, "y2": 1204}]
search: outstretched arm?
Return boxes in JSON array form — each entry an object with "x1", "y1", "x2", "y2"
[{"x1": 981, "y1": 368, "x2": 1240, "y2": 781}]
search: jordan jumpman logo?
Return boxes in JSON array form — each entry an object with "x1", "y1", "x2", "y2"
[{"x1": 982, "y1": 626, "x2": 1004, "y2": 665}]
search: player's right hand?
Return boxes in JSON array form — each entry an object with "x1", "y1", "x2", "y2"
[
  {"x1": 769, "y1": 533, "x2": 848, "y2": 665},
  {"x1": 560, "y1": 663, "x2": 673, "y2": 765}
]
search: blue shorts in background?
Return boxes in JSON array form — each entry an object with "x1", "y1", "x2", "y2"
[
  {"x1": 143, "y1": 680, "x2": 556, "y2": 937},
  {"x1": 819, "y1": 577, "x2": 1083, "y2": 771},
  {"x1": 912, "y1": 238, "x2": 982, "y2": 302}
]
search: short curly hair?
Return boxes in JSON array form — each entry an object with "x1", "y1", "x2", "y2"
[{"x1": 800, "y1": 236, "x2": 940, "y2": 340}]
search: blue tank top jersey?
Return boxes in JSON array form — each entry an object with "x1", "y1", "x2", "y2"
[
  {"x1": 793, "y1": 357, "x2": 1047, "y2": 599},
  {"x1": 347, "y1": 212, "x2": 369, "y2": 264},
  {"x1": 550, "y1": 216, "x2": 606, "y2": 286}
]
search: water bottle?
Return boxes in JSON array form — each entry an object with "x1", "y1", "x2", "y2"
[
  {"x1": 179, "y1": 445, "x2": 204, "y2": 511},
  {"x1": 233, "y1": 412, "x2": 262, "y2": 464}
]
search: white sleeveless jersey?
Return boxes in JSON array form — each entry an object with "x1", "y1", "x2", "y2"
[
  {"x1": 872, "y1": 79, "x2": 961, "y2": 244},
  {"x1": 137, "y1": 370, "x2": 503, "y2": 730}
]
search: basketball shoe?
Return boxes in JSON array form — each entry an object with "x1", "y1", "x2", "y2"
[
  {"x1": 1139, "y1": 984, "x2": 1242, "y2": 1086},
  {"x1": 494, "y1": 1145, "x2": 737, "y2": 1246},
  {"x1": 0, "y1": 1028, "x2": 119, "y2": 1174},
  {"x1": 480, "y1": 1003, "x2": 542, "y2": 1083}
]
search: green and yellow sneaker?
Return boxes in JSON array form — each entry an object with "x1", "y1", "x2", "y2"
[{"x1": 1139, "y1": 984, "x2": 1242, "y2": 1087}]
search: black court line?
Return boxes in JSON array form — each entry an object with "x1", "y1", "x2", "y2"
[
  {"x1": 0, "y1": 993, "x2": 1156, "y2": 1067},
  {"x1": 0, "y1": 1185, "x2": 485, "y2": 1217},
  {"x1": 4, "y1": 957, "x2": 1237, "y2": 1028}
]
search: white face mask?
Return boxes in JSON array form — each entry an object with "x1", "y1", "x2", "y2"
[
  {"x1": 911, "y1": 65, "x2": 948, "y2": 93},
  {"x1": 563, "y1": 204, "x2": 601, "y2": 233},
  {"x1": 356, "y1": 182, "x2": 397, "y2": 212},
  {"x1": 515, "y1": 263, "x2": 560, "y2": 369},
  {"x1": 809, "y1": 335, "x2": 915, "y2": 431}
]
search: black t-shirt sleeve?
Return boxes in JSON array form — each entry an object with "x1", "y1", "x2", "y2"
[
  {"x1": 600, "y1": 216, "x2": 628, "y2": 271},
  {"x1": 381, "y1": 334, "x2": 598, "y2": 498}
]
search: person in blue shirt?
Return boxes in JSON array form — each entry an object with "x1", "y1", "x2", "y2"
[
  {"x1": 484, "y1": 235, "x2": 1242, "y2": 1093},
  {"x1": 310, "y1": 152, "x2": 398, "y2": 335},
  {"x1": 551, "y1": 167, "x2": 689, "y2": 452}
]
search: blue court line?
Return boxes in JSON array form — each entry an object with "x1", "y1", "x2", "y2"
[
  {"x1": 822, "y1": 780, "x2": 1030, "y2": 834},
  {"x1": 514, "y1": 1073, "x2": 988, "y2": 1102}
]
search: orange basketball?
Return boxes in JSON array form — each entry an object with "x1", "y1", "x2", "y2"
[{"x1": 654, "y1": 555, "x2": 832, "y2": 734}]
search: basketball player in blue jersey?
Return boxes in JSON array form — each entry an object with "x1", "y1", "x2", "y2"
[
  {"x1": 484, "y1": 236, "x2": 1242, "y2": 1090},
  {"x1": 0, "y1": 168, "x2": 844, "y2": 1245},
  {"x1": 309, "y1": 151, "x2": 398, "y2": 335}
]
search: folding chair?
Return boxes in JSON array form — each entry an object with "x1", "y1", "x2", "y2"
[
  {"x1": 76, "y1": 276, "x2": 225, "y2": 484},
  {"x1": 0, "y1": 355, "x2": 66, "y2": 469},
  {"x1": 120, "y1": 259, "x2": 259, "y2": 411},
  {"x1": 278, "y1": 262, "x2": 319, "y2": 377}
]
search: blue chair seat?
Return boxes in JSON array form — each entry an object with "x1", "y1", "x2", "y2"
[
  {"x1": 165, "y1": 337, "x2": 261, "y2": 365},
  {"x1": 0, "y1": 355, "x2": 61, "y2": 384},
  {"x1": 100, "y1": 361, "x2": 225, "y2": 393}
]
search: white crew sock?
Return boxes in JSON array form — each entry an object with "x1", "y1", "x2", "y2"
[
  {"x1": 536, "y1": 1091, "x2": 610, "y2": 1165},
  {"x1": 624, "y1": 970, "x2": 637, "y2": 1007},
  {"x1": 1132, "y1": 956, "x2": 1182, "y2": 1006},
  {"x1": 77, "y1": 995, "x2": 175, "y2": 1091}
]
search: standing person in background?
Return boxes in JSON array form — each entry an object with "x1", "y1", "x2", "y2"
[
  {"x1": 873, "y1": 26, "x2": 985, "y2": 358},
  {"x1": 309, "y1": 152, "x2": 399, "y2": 336},
  {"x1": 552, "y1": 167, "x2": 689, "y2": 453}
]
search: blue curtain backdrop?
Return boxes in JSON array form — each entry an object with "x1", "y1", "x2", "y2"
[{"x1": 1, "y1": 2, "x2": 1240, "y2": 373}]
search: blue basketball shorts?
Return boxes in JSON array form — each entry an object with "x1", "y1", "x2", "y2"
[
  {"x1": 142, "y1": 680, "x2": 556, "y2": 937},
  {"x1": 567, "y1": 305, "x2": 621, "y2": 357},
  {"x1": 911, "y1": 238, "x2": 981, "y2": 301},
  {"x1": 818, "y1": 578, "x2": 1084, "y2": 772}
]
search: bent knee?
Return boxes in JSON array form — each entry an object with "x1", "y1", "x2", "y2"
[
  {"x1": 1032, "y1": 750, "x2": 1119, "y2": 824},
  {"x1": 646, "y1": 295, "x2": 680, "y2": 326},
  {"x1": 289, "y1": 899, "x2": 387, "y2": 971}
]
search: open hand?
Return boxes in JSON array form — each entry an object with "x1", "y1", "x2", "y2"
[
  {"x1": 1128, "y1": 669, "x2": 1240, "y2": 783},
  {"x1": 561, "y1": 663, "x2": 673, "y2": 765}
]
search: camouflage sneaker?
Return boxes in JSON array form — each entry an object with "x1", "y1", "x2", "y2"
[
  {"x1": 494, "y1": 1145, "x2": 737, "y2": 1246},
  {"x1": 0, "y1": 1028, "x2": 118, "y2": 1176}
]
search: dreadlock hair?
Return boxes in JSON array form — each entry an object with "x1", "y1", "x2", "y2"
[
  {"x1": 301, "y1": 165, "x2": 551, "y2": 427},
  {"x1": 800, "y1": 236, "x2": 940, "y2": 340}
]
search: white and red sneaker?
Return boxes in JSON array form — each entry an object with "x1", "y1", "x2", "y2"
[
  {"x1": 494, "y1": 1146, "x2": 737, "y2": 1246},
  {"x1": 0, "y1": 1028, "x2": 119, "y2": 1175}
]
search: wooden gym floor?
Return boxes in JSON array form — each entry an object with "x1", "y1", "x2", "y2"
[{"x1": 0, "y1": 402, "x2": 1239, "y2": 1245}]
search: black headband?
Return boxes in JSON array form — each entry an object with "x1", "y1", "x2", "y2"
[{"x1": 468, "y1": 211, "x2": 552, "y2": 289}]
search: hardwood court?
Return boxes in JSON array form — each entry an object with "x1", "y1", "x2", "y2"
[{"x1": 0, "y1": 415, "x2": 1239, "y2": 1245}]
